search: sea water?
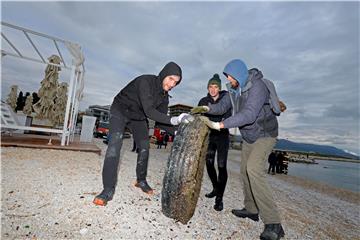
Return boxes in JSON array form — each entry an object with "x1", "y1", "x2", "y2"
[{"x1": 288, "y1": 160, "x2": 360, "y2": 192}]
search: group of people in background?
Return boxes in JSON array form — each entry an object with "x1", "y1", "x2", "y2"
[
  {"x1": 268, "y1": 151, "x2": 288, "y2": 175},
  {"x1": 156, "y1": 132, "x2": 170, "y2": 149},
  {"x1": 93, "y1": 59, "x2": 287, "y2": 240}
]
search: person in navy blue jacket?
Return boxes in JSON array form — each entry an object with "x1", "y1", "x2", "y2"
[
  {"x1": 197, "y1": 74, "x2": 232, "y2": 211},
  {"x1": 93, "y1": 62, "x2": 192, "y2": 207}
]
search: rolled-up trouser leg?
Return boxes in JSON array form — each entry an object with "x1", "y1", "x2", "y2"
[
  {"x1": 102, "y1": 111, "x2": 128, "y2": 189},
  {"x1": 130, "y1": 120, "x2": 150, "y2": 181},
  {"x1": 246, "y1": 137, "x2": 281, "y2": 224},
  {"x1": 205, "y1": 142, "x2": 218, "y2": 190}
]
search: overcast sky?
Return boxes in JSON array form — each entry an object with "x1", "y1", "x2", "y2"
[{"x1": 1, "y1": 1, "x2": 359, "y2": 155}]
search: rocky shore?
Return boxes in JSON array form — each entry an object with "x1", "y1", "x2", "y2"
[{"x1": 1, "y1": 138, "x2": 359, "y2": 239}]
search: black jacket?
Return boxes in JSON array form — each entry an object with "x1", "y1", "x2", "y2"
[
  {"x1": 198, "y1": 90, "x2": 232, "y2": 136},
  {"x1": 112, "y1": 62, "x2": 182, "y2": 127}
]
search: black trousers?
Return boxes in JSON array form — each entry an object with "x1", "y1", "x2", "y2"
[
  {"x1": 268, "y1": 163, "x2": 276, "y2": 174},
  {"x1": 131, "y1": 140, "x2": 137, "y2": 152},
  {"x1": 205, "y1": 132, "x2": 230, "y2": 198},
  {"x1": 102, "y1": 107, "x2": 150, "y2": 190}
]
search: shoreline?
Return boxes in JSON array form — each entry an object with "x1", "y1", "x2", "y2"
[
  {"x1": 281, "y1": 151, "x2": 359, "y2": 163},
  {"x1": 226, "y1": 149, "x2": 360, "y2": 202},
  {"x1": 274, "y1": 174, "x2": 360, "y2": 205},
  {"x1": 313, "y1": 156, "x2": 360, "y2": 163}
]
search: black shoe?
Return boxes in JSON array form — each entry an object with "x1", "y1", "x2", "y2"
[
  {"x1": 93, "y1": 188, "x2": 115, "y2": 206},
  {"x1": 260, "y1": 224, "x2": 285, "y2": 240},
  {"x1": 205, "y1": 189, "x2": 217, "y2": 198},
  {"x1": 135, "y1": 180, "x2": 154, "y2": 195},
  {"x1": 231, "y1": 208, "x2": 259, "y2": 222},
  {"x1": 214, "y1": 197, "x2": 223, "y2": 211}
]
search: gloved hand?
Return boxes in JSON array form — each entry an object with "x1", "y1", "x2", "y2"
[
  {"x1": 199, "y1": 116, "x2": 221, "y2": 131},
  {"x1": 190, "y1": 106, "x2": 209, "y2": 114},
  {"x1": 279, "y1": 100, "x2": 287, "y2": 112},
  {"x1": 170, "y1": 113, "x2": 194, "y2": 125}
]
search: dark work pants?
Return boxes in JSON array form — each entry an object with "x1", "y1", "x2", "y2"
[
  {"x1": 102, "y1": 108, "x2": 149, "y2": 190},
  {"x1": 205, "y1": 132, "x2": 230, "y2": 198},
  {"x1": 268, "y1": 163, "x2": 276, "y2": 174},
  {"x1": 131, "y1": 140, "x2": 137, "y2": 152}
]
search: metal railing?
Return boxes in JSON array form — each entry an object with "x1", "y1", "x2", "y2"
[{"x1": 1, "y1": 21, "x2": 85, "y2": 145}]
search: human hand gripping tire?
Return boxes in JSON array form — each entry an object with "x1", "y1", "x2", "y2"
[
  {"x1": 170, "y1": 113, "x2": 194, "y2": 125},
  {"x1": 199, "y1": 116, "x2": 221, "y2": 131},
  {"x1": 190, "y1": 106, "x2": 209, "y2": 114}
]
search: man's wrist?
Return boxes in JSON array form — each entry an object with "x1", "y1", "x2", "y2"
[{"x1": 219, "y1": 122, "x2": 225, "y2": 129}]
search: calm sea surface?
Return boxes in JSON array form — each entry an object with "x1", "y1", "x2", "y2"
[{"x1": 288, "y1": 160, "x2": 360, "y2": 192}]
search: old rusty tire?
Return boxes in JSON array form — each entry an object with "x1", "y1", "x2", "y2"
[{"x1": 161, "y1": 116, "x2": 209, "y2": 224}]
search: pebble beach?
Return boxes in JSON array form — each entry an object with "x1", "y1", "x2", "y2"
[{"x1": 1, "y1": 138, "x2": 359, "y2": 240}]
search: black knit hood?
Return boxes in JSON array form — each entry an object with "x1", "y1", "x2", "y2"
[{"x1": 158, "y1": 61, "x2": 182, "y2": 85}]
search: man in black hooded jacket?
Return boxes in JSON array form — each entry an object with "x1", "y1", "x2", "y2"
[
  {"x1": 93, "y1": 62, "x2": 192, "y2": 206},
  {"x1": 198, "y1": 74, "x2": 232, "y2": 211}
]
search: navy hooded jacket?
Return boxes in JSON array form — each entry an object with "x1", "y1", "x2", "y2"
[{"x1": 112, "y1": 62, "x2": 182, "y2": 126}]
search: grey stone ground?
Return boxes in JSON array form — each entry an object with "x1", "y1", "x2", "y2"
[{"x1": 1, "y1": 138, "x2": 359, "y2": 239}]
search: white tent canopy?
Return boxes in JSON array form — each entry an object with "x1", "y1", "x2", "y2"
[{"x1": 1, "y1": 21, "x2": 85, "y2": 145}]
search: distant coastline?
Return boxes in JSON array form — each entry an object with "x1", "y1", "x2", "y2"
[
  {"x1": 274, "y1": 139, "x2": 359, "y2": 160},
  {"x1": 312, "y1": 155, "x2": 359, "y2": 163},
  {"x1": 276, "y1": 150, "x2": 360, "y2": 163}
]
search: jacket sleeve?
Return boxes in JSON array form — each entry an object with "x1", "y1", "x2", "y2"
[
  {"x1": 207, "y1": 93, "x2": 232, "y2": 115},
  {"x1": 154, "y1": 97, "x2": 176, "y2": 134},
  {"x1": 138, "y1": 80, "x2": 172, "y2": 125},
  {"x1": 198, "y1": 97, "x2": 207, "y2": 107},
  {"x1": 223, "y1": 81, "x2": 267, "y2": 129}
]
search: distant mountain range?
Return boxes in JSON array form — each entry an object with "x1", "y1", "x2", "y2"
[{"x1": 275, "y1": 139, "x2": 359, "y2": 160}]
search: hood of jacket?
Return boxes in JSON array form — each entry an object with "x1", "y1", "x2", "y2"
[
  {"x1": 223, "y1": 59, "x2": 249, "y2": 89},
  {"x1": 241, "y1": 68, "x2": 264, "y2": 92},
  {"x1": 158, "y1": 62, "x2": 182, "y2": 88}
]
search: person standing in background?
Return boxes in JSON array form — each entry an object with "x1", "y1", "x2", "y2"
[
  {"x1": 268, "y1": 151, "x2": 277, "y2": 175},
  {"x1": 163, "y1": 132, "x2": 169, "y2": 149}
]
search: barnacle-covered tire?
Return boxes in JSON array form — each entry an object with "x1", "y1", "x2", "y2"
[{"x1": 161, "y1": 116, "x2": 209, "y2": 224}]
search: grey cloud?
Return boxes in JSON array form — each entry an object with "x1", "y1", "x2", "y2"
[
  {"x1": 324, "y1": 104, "x2": 360, "y2": 120},
  {"x1": 2, "y1": 1, "x2": 359, "y2": 154}
]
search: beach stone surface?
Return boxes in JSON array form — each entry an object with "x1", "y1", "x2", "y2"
[{"x1": 1, "y1": 138, "x2": 359, "y2": 239}]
